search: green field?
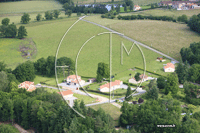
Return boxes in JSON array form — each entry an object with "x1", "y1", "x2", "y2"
[
  {"x1": 73, "y1": 93, "x2": 97, "y2": 104},
  {"x1": 122, "y1": 8, "x2": 200, "y2": 18},
  {"x1": 85, "y1": 15, "x2": 200, "y2": 60},
  {"x1": 90, "y1": 103, "x2": 121, "y2": 126},
  {"x1": 1, "y1": 15, "x2": 167, "y2": 78},
  {"x1": 0, "y1": 1, "x2": 63, "y2": 14}
]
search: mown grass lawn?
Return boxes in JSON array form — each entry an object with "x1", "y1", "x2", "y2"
[
  {"x1": 0, "y1": 1, "x2": 63, "y2": 14},
  {"x1": 73, "y1": 93, "x2": 97, "y2": 104}
]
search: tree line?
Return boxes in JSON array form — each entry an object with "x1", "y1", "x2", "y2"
[
  {"x1": 117, "y1": 14, "x2": 177, "y2": 22},
  {"x1": 12, "y1": 56, "x2": 75, "y2": 83},
  {"x1": 0, "y1": 18, "x2": 27, "y2": 39},
  {"x1": 63, "y1": 3, "x2": 108, "y2": 16}
]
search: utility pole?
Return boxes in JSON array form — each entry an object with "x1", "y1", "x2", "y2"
[{"x1": 68, "y1": 65, "x2": 70, "y2": 77}]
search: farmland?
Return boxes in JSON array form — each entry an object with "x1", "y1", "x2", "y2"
[
  {"x1": 85, "y1": 14, "x2": 200, "y2": 60},
  {"x1": 0, "y1": 15, "x2": 166, "y2": 79},
  {"x1": 0, "y1": 1, "x2": 63, "y2": 14},
  {"x1": 121, "y1": 8, "x2": 200, "y2": 18}
]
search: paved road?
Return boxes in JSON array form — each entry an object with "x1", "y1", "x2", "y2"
[
  {"x1": 82, "y1": 19, "x2": 179, "y2": 63},
  {"x1": 37, "y1": 85, "x2": 145, "y2": 108},
  {"x1": 85, "y1": 90, "x2": 146, "y2": 107}
]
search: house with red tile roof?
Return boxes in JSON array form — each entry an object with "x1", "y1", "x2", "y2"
[
  {"x1": 99, "y1": 80, "x2": 123, "y2": 92},
  {"x1": 129, "y1": 74, "x2": 148, "y2": 84},
  {"x1": 134, "y1": 5, "x2": 141, "y2": 11},
  {"x1": 163, "y1": 63, "x2": 175, "y2": 72},
  {"x1": 66, "y1": 75, "x2": 85, "y2": 86},
  {"x1": 18, "y1": 81, "x2": 36, "y2": 92},
  {"x1": 57, "y1": 90, "x2": 77, "y2": 107}
]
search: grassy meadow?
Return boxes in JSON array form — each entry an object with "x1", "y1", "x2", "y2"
[
  {"x1": 85, "y1": 15, "x2": 200, "y2": 60},
  {"x1": 0, "y1": 15, "x2": 164, "y2": 76},
  {"x1": 121, "y1": 8, "x2": 200, "y2": 18},
  {"x1": 0, "y1": 1, "x2": 63, "y2": 14}
]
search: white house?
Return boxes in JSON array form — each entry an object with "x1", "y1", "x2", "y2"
[
  {"x1": 99, "y1": 80, "x2": 123, "y2": 92},
  {"x1": 66, "y1": 75, "x2": 85, "y2": 86},
  {"x1": 163, "y1": 63, "x2": 175, "y2": 72},
  {"x1": 19, "y1": 81, "x2": 36, "y2": 92},
  {"x1": 57, "y1": 90, "x2": 77, "y2": 107},
  {"x1": 129, "y1": 74, "x2": 148, "y2": 84}
]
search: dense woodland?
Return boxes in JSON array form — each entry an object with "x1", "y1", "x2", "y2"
[{"x1": 0, "y1": 87, "x2": 117, "y2": 133}]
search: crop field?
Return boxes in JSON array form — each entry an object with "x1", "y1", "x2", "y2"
[
  {"x1": 85, "y1": 15, "x2": 200, "y2": 60},
  {"x1": 0, "y1": 1, "x2": 63, "y2": 14}
]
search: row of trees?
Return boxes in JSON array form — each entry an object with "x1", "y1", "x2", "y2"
[
  {"x1": 0, "y1": 18, "x2": 27, "y2": 38},
  {"x1": 12, "y1": 56, "x2": 75, "y2": 82},
  {"x1": 117, "y1": 14, "x2": 177, "y2": 22},
  {"x1": 63, "y1": 3, "x2": 108, "y2": 15}
]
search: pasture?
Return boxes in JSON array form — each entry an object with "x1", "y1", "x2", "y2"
[
  {"x1": 0, "y1": 1, "x2": 63, "y2": 14},
  {"x1": 85, "y1": 15, "x2": 200, "y2": 60},
  {"x1": 0, "y1": 13, "x2": 175, "y2": 90},
  {"x1": 0, "y1": 15, "x2": 164, "y2": 75},
  {"x1": 122, "y1": 8, "x2": 200, "y2": 18}
]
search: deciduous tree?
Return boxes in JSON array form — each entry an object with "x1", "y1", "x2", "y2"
[
  {"x1": 36, "y1": 13, "x2": 42, "y2": 21},
  {"x1": 18, "y1": 26, "x2": 27, "y2": 39},
  {"x1": 1, "y1": 18, "x2": 10, "y2": 26},
  {"x1": 13, "y1": 61, "x2": 35, "y2": 82},
  {"x1": 165, "y1": 73, "x2": 179, "y2": 95},
  {"x1": 21, "y1": 13, "x2": 31, "y2": 24},
  {"x1": 157, "y1": 76, "x2": 166, "y2": 89}
]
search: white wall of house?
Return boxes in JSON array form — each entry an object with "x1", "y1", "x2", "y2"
[
  {"x1": 129, "y1": 78, "x2": 148, "y2": 84},
  {"x1": 99, "y1": 85, "x2": 121, "y2": 92},
  {"x1": 164, "y1": 67, "x2": 175, "y2": 72},
  {"x1": 63, "y1": 94, "x2": 73, "y2": 100}
]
